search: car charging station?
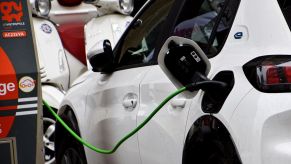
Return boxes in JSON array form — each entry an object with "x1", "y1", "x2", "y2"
[{"x1": 0, "y1": 0, "x2": 43, "y2": 163}]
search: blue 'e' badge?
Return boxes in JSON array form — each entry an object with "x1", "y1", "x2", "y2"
[{"x1": 234, "y1": 32, "x2": 243, "y2": 39}]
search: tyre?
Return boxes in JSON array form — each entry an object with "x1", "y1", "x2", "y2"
[
  {"x1": 55, "y1": 110, "x2": 87, "y2": 164},
  {"x1": 59, "y1": 145, "x2": 86, "y2": 164}
]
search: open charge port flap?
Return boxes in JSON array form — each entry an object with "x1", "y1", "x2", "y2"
[
  {"x1": 202, "y1": 71, "x2": 235, "y2": 113},
  {"x1": 0, "y1": 138, "x2": 17, "y2": 164}
]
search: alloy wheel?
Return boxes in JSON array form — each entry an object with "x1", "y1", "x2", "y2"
[{"x1": 43, "y1": 117, "x2": 56, "y2": 164}]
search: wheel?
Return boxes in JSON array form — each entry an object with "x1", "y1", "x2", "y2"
[
  {"x1": 43, "y1": 117, "x2": 56, "y2": 164},
  {"x1": 56, "y1": 110, "x2": 87, "y2": 164},
  {"x1": 43, "y1": 105, "x2": 57, "y2": 164}
]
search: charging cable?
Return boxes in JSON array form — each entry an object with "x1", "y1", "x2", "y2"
[{"x1": 43, "y1": 80, "x2": 227, "y2": 154}]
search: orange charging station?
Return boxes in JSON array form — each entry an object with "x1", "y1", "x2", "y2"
[{"x1": 0, "y1": 0, "x2": 43, "y2": 163}]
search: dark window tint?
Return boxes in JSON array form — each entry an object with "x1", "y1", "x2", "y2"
[
  {"x1": 116, "y1": 0, "x2": 175, "y2": 69},
  {"x1": 173, "y1": 0, "x2": 240, "y2": 57},
  {"x1": 278, "y1": 0, "x2": 291, "y2": 30},
  {"x1": 132, "y1": 0, "x2": 148, "y2": 16}
]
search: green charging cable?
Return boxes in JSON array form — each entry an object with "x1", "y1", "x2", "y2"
[{"x1": 43, "y1": 86, "x2": 187, "y2": 154}]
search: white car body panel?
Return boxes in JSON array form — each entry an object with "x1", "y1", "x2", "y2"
[
  {"x1": 83, "y1": 67, "x2": 151, "y2": 164},
  {"x1": 60, "y1": 75, "x2": 92, "y2": 130},
  {"x1": 230, "y1": 89, "x2": 291, "y2": 164},
  {"x1": 138, "y1": 66, "x2": 192, "y2": 164},
  {"x1": 61, "y1": 67, "x2": 153, "y2": 164},
  {"x1": 42, "y1": 85, "x2": 65, "y2": 109}
]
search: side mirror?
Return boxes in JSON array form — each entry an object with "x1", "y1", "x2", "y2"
[
  {"x1": 158, "y1": 36, "x2": 211, "y2": 93},
  {"x1": 87, "y1": 40, "x2": 114, "y2": 73}
]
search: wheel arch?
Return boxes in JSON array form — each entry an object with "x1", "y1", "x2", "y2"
[
  {"x1": 55, "y1": 105, "x2": 87, "y2": 163},
  {"x1": 182, "y1": 115, "x2": 242, "y2": 164},
  {"x1": 55, "y1": 105, "x2": 81, "y2": 142}
]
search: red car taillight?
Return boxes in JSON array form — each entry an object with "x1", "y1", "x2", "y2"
[
  {"x1": 285, "y1": 66, "x2": 291, "y2": 83},
  {"x1": 243, "y1": 55, "x2": 291, "y2": 92}
]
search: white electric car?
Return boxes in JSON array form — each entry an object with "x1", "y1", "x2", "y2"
[{"x1": 55, "y1": 0, "x2": 291, "y2": 163}]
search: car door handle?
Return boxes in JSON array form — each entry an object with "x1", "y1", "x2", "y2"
[
  {"x1": 171, "y1": 99, "x2": 186, "y2": 108},
  {"x1": 122, "y1": 93, "x2": 138, "y2": 110}
]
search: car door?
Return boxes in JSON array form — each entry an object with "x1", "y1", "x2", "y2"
[
  {"x1": 138, "y1": 0, "x2": 240, "y2": 163},
  {"x1": 83, "y1": 1, "x2": 176, "y2": 163}
]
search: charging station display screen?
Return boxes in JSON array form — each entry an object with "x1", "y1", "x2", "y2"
[{"x1": 0, "y1": 0, "x2": 41, "y2": 163}]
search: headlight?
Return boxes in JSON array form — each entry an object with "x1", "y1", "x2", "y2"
[
  {"x1": 31, "y1": 0, "x2": 51, "y2": 17},
  {"x1": 119, "y1": 0, "x2": 134, "y2": 15}
]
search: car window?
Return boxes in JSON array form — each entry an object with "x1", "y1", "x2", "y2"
[
  {"x1": 172, "y1": 0, "x2": 240, "y2": 57},
  {"x1": 116, "y1": 0, "x2": 175, "y2": 69}
]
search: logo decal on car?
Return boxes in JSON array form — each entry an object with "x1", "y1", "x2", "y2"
[{"x1": 234, "y1": 32, "x2": 243, "y2": 39}]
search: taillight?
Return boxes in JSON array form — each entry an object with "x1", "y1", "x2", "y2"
[
  {"x1": 243, "y1": 55, "x2": 291, "y2": 92},
  {"x1": 285, "y1": 67, "x2": 291, "y2": 82}
]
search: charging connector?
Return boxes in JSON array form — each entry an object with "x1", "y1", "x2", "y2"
[{"x1": 186, "y1": 80, "x2": 228, "y2": 92}]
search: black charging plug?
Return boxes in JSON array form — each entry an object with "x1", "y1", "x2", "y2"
[
  {"x1": 185, "y1": 72, "x2": 228, "y2": 92},
  {"x1": 185, "y1": 80, "x2": 228, "y2": 92}
]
